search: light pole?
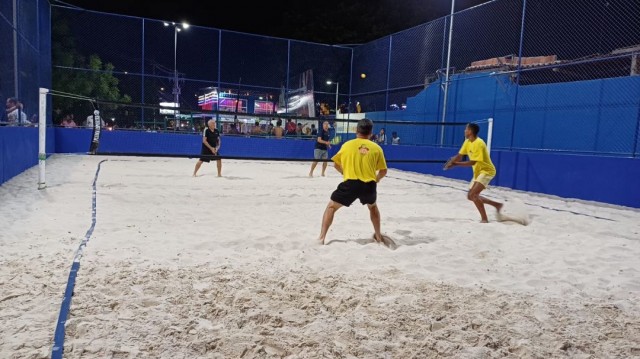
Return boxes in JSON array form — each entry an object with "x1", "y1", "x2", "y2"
[
  {"x1": 164, "y1": 22, "x2": 189, "y2": 118},
  {"x1": 326, "y1": 80, "x2": 339, "y2": 115}
]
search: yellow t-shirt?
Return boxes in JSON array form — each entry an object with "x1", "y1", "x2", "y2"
[
  {"x1": 459, "y1": 138, "x2": 496, "y2": 179},
  {"x1": 332, "y1": 138, "x2": 387, "y2": 182}
]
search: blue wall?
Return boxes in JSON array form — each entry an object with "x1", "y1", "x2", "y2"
[
  {"x1": 54, "y1": 128, "x2": 640, "y2": 208},
  {"x1": 0, "y1": 127, "x2": 55, "y2": 185},
  {"x1": 364, "y1": 73, "x2": 640, "y2": 156},
  {"x1": 385, "y1": 146, "x2": 640, "y2": 208},
  {"x1": 3, "y1": 127, "x2": 635, "y2": 208}
]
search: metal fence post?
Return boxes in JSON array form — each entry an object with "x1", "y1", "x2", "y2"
[
  {"x1": 509, "y1": 0, "x2": 528, "y2": 151},
  {"x1": 440, "y1": 0, "x2": 456, "y2": 146},
  {"x1": 384, "y1": 36, "x2": 393, "y2": 135}
]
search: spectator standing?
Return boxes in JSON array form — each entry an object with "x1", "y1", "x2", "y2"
[
  {"x1": 376, "y1": 128, "x2": 387, "y2": 145},
  {"x1": 5, "y1": 97, "x2": 29, "y2": 126},
  {"x1": 309, "y1": 121, "x2": 332, "y2": 177},
  {"x1": 391, "y1": 131, "x2": 400, "y2": 145},
  {"x1": 272, "y1": 119, "x2": 284, "y2": 138},
  {"x1": 61, "y1": 113, "x2": 77, "y2": 128},
  {"x1": 285, "y1": 118, "x2": 297, "y2": 136}
]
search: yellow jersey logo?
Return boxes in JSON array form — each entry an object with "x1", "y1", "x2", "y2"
[{"x1": 358, "y1": 144, "x2": 370, "y2": 155}]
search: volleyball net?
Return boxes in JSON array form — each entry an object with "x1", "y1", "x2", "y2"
[{"x1": 38, "y1": 89, "x2": 493, "y2": 187}]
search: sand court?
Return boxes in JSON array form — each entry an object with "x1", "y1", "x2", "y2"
[{"x1": 1, "y1": 154, "x2": 639, "y2": 358}]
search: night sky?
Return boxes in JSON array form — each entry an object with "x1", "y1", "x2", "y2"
[{"x1": 56, "y1": 0, "x2": 488, "y2": 44}]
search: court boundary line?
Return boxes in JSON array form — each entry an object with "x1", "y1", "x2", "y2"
[
  {"x1": 51, "y1": 159, "x2": 108, "y2": 358},
  {"x1": 386, "y1": 175, "x2": 616, "y2": 222}
]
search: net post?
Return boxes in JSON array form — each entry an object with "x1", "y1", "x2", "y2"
[
  {"x1": 38, "y1": 88, "x2": 49, "y2": 190},
  {"x1": 487, "y1": 117, "x2": 494, "y2": 154}
]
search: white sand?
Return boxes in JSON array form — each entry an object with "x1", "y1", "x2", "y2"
[{"x1": 1, "y1": 154, "x2": 640, "y2": 358}]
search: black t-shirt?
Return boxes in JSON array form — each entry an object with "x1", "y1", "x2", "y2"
[
  {"x1": 203, "y1": 128, "x2": 220, "y2": 147},
  {"x1": 315, "y1": 127, "x2": 329, "y2": 150}
]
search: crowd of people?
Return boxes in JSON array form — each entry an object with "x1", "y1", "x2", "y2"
[
  {"x1": 50, "y1": 111, "x2": 404, "y2": 147},
  {"x1": 200, "y1": 118, "x2": 328, "y2": 140},
  {"x1": 53, "y1": 109, "x2": 106, "y2": 129},
  {"x1": 52, "y1": 114, "x2": 328, "y2": 139},
  {"x1": 370, "y1": 128, "x2": 400, "y2": 145}
]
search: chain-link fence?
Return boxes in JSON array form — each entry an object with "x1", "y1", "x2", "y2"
[
  {"x1": 3, "y1": 0, "x2": 638, "y2": 156},
  {"x1": 353, "y1": 0, "x2": 640, "y2": 156},
  {"x1": 44, "y1": 5, "x2": 352, "y2": 132},
  {"x1": 0, "y1": 0, "x2": 51, "y2": 126}
]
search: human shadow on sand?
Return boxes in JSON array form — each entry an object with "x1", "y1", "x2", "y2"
[
  {"x1": 327, "y1": 233, "x2": 441, "y2": 250},
  {"x1": 327, "y1": 235, "x2": 399, "y2": 250}
]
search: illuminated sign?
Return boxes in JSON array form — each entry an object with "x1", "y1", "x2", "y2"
[
  {"x1": 198, "y1": 91, "x2": 218, "y2": 110},
  {"x1": 254, "y1": 100, "x2": 275, "y2": 114},
  {"x1": 159, "y1": 102, "x2": 179, "y2": 115}
]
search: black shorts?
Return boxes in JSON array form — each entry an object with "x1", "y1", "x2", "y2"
[
  {"x1": 330, "y1": 180, "x2": 377, "y2": 207},
  {"x1": 199, "y1": 144, "x2": 220, "y2": 162}
]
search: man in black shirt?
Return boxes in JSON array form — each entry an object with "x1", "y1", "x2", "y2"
[
  {"x1": 193, "y1": 119, "x2": 222, "y2": 177},
  {"x1": 309, "y1": 121, "x2": 331, "y2": 177}
]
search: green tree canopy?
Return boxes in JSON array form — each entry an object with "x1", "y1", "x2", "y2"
[{"x1": 51, "y1": 10, "x2": 131, "y2": 122}]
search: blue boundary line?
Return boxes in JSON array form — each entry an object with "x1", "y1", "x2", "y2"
[
  {"x1": 386, "y1": 175, "x2": 616, "y2": 222},
  {"x1": 51, "y1": 159, "x2": 107, "y2": 358}
]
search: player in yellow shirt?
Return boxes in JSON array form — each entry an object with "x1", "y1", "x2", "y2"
[
  {"x1": 445, "y1": 122, "x2": 503, "y2": 223},
  {"x1": 318, "y1": 119, "x2": 389, "y2": 245}
]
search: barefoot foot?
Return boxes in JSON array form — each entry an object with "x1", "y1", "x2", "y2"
[{"x1": 372, "y1": 233, "x2": 383, "y2": 244}]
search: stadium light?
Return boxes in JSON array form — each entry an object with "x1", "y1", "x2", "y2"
[
  {"x1": 326, "y1": 80, "x2": 339, "y2": 115},
  {"x1": 165, "y1": 22, "x2": 189, "y2": 127}
]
